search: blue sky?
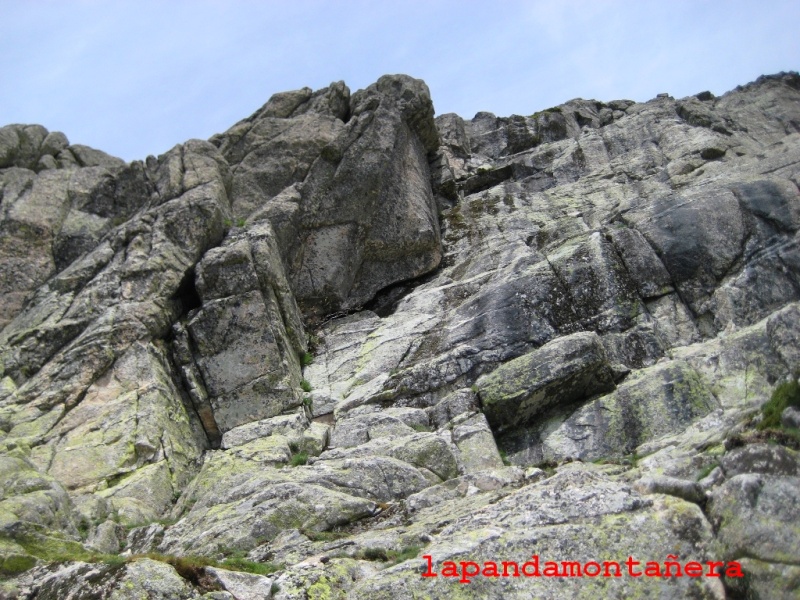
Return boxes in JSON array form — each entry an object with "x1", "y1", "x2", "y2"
[{"x1": 1, "y1": 0, "x2": 797, "y2": 162}]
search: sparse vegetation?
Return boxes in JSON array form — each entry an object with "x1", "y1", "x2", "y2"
[
  {"x1": 300, "y1": 351, "x2": 314, "y2": 367},
  {"x1": 695, "y1": 462, "x2": 719, "y2": 481},
  {"x1": 357, "y1": 545, "x2": 422, "y2": 565},
  {"x1": 301, "y1": 529, "x2": 348, "y2": 542},
  {"x1": 290, "y1": 451, "x2": 309, "y2": 467},
  {"x1": 300, "y1": 379, "x2": 312, "y2": 393},
  {"x1": 624, "y1": 451, "x2": 643, "y2": 468},
  {"x1": 499, "y1": 449, "x2": 511, "y2": 466},
  {"x1": 759, "y1": 378, "x2": 800, "y2": 430},
  {"x1": 220, "y1": 556, "x2": 280, "y2": 576},
  {"x1": 0, "y1": 533, "x2": 282, "y2": 583},
  {"x1": 536, "y1": 459, "x2": 558, "y2": 476}
]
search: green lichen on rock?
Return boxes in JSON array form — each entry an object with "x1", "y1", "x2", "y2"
[{"x1": 759, "y1": 378, "x2": 800, "y2": 430}]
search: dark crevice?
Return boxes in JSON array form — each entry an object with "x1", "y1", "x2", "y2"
[
  {"x1": 363, "y1": 265, "x2": 442, "y2": 318},
  {"x1": 173, "y1": 268, "x2": 202, "y2": 318}
]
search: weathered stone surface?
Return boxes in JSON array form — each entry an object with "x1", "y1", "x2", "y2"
[
  {"x1": 0, "y1": 454, "x2": 76, "y2": 533},
  {"x1": 220, "y1": 412, "x2": 308, "y2": 450},
  {"x1": 724, "y1": 558, "x2": 800, "y2": 600},
  {"x1": 2, "y1": 72, "x2": 800, "y2": 598},
  {"x1": 632, "y1": 475, "x2": 705, "y2": 504},
  {"x1": 707, "y1": 474, "x2": 800, "y2": 564},
  {"x1": 720, "y1": 443, "x2": 799, "y2": 477},
  {"x1": 449, "y1": 412, "x2": 504, "y2": 473},
  {"x1": 767, "y1": 302, "x2": 800, "y2": 371},
  {"x1": 606, "y1": 226, "x2": 673, "y2": 299},
  {"x1": 160, "y1": 479, "x2": 377, "y2": 556},
  {"x1": 204, "y1": 566, "x2": 273, "y2": 600},
  {"x1": 501, "y1": 359, "x2": 721, "y2": 464},
  {"x1": 406, "y1": 467, "x2": 523, "y2": 511},
  {"x1": 320, "y1": 431, "x2": 460, "y2": 481},
  {"x1": 212, "y1": 83, "x2": 349, "y2": 220},
  {"x1": 476, "y1": 331, "x2": 615, "y2": 432},
  {"x1": 4, "y1": 558, "x2": 202, "y2": 599},
  {"x1": 284, "y1": 75, "x2": 442, "y2": 314},
  {"x1": 782, "y1": 405, "x2": 800, "y2": 429},
  {"x1": 352, "y1": 469, "x2": 726, "y2": 599}
]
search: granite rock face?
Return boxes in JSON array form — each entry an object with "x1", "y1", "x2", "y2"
[{"x1": 1, "y1": 72, "x2": 800, "y2": 599}]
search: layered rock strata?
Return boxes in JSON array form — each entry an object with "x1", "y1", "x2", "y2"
[{"x1": 1, "y1": 72, "x2": 799, "y2": 599}]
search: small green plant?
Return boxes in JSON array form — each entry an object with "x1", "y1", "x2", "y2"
[
  {"x1": 307, "y1": 332, "x2": 321, "y2": 351},
  {"x1": 77, "y1": 520, "x2": 90, "y2": 538},
  {"x1": 221, "y1": 557, "x2": 281, "y2": 576},
  {"x1": 358, "y1": 546, "x2": 422, "y2": 564},
  {"x1": 236, "y1": 217, "x2": 247, "y2": 227},
  {"x1": 302, "y1": 396, "x2": 313, "y2": 410},
  {"x1": 290, "y1": 452, "x2": 308, "y2": 467},
  {"x1": 759, "y1": 379, "x2": 800, "y2": 430},
  {"x1": 696, "y1": 462, "x2": 718, "y2": 481},
  {"x1": 301, "y1": 529, "x2": 347, "y2": 543},
  {"x1": 410, "y1": 423, "x2": 432, "y2": 433},
  {"x1": 300, "y1": 351, "x2": 314, "y2": 367},
  {"x1": 300, "y1": 379, "x2": 312, "y2": 393},
  {"x1": 359, "y1": 547, "x2": 389, "y2": 561},
  {"x1": 386, "y1": 546, "x2": 422, "y2": 564},
  {"x1": 624, "y1": 451, "x2": 642, "y2": 468},
  {"x1": 271, "y1": 582, "x2": 281, "y2": 595},
  {"x1": 536, "y1": 459, "x2": 558, "y2": 476},
  {"x1": 499, "y1": 449, "x2": 511, "y2": 466},
  {"x1": 223, "y1": 218, "x2": 233, "y2": 227}
]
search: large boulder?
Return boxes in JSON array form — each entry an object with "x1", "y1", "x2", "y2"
[
  {"x1": 476, "y1": 331, "x2": 615, "y2": 433},
  {"x1": 284, "y1": 75, "x2": 442, "y2": 315},
  {"x1": 180, "y1": 221, "x2": 307, "y2": 434}
]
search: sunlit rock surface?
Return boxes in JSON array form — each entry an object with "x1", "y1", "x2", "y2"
[{"x1": 1, "y1": 72, "x2": 799, "y2": 599}]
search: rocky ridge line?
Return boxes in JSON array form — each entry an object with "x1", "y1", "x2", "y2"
[{"x1": 0, "y1": 72, "x2": 799, "y2": 599}]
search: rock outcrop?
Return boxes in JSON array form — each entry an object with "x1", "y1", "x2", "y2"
[{"x1": 1, "y1": 72, "x2": 799, "y2": 599}]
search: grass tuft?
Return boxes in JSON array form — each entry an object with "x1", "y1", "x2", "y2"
[
  {"x1": 759, "y1": 379, "x2": 800, "y2": 430},
  {"x1": 290, "y1": 452, "x2": 309, "y2": 467}
]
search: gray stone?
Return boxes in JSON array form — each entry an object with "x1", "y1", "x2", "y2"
[
  {"x1": 782, "y1": 406, "x2": 800, "y2": 429},
  {"x1": 86, "y1": 520, "x2": 124, "y2": 554},
  {"x1": 607, "y1": 226, "x2": 673, "y2": 298},
  {"x1": 11, "y1": 559, "x2": 200, "y2": 600},
  {"x1": 767, "y1": 303, "x2": 800, "y2": 371},
  {"x1": 186, "y1": 222, "x2": 307, "y2": 433},
  {"x1": 632, "y1": 475, "x2": 706, "y2": 504},
  {"x1": 285, "y1": 75, "x2": 442, "y2": 314},
  {"x1": 2, "y1": 71, "x2": 800, "y2": 598},
  {"x1": 707, "y1": 474, "x2": 800, "y2": 564},
  {"x1": 449, "y1": 412, "x2": 504, "y2": 473},
  {"x1": 220, "y1": 413, "x2": 308, "y2": 449},
  {"x1": 476, "y1": 331, "x2": 615, "y2": 432},
  {"x1": 724, "y1": 558, "x2": 800, "y2": 600},
  {"x1": 204, "y1": 566, "x2": 273, "y2": 600},
  {"x1": 720, "y1": 443, "x2": 799, "y2": 477}
]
